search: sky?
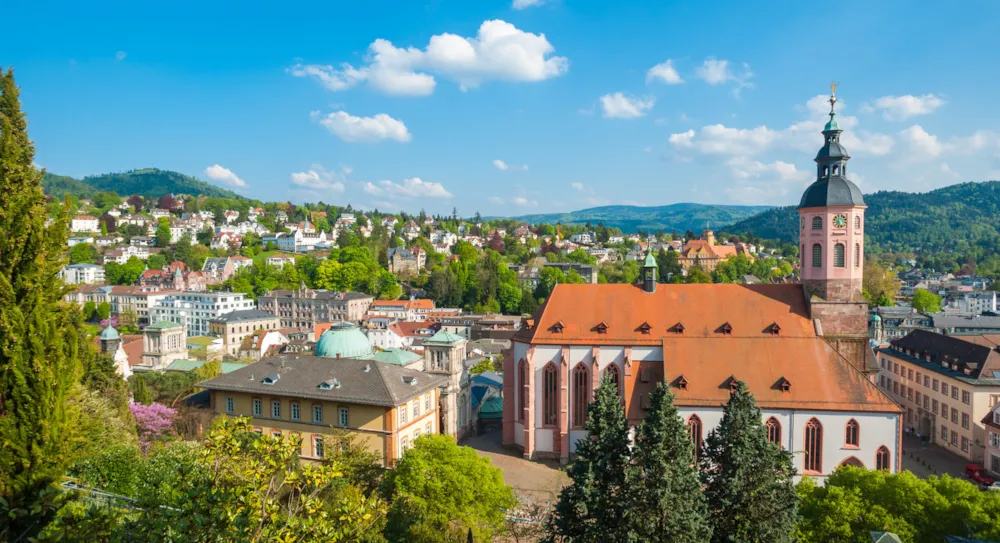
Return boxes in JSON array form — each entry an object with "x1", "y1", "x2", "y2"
[{"x1": 4, "y1": 0, "x2": 1000, "y2": 216}]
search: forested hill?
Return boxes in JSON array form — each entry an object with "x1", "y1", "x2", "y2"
[
  {"x1": 728, "y1": 180, "x2": 1000, "y2": 256},
  {"x1": 512, "y1": 203, "x2": 773, "y2": 234},
  {"x1": 42, "y1": 168, "x2": 242, "y2": 200}
]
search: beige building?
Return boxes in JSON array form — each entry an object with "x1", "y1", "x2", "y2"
[
  {"x1": 877, "y1": 330, "x2": 1000, "y2": 463},
  {"x1": 257, "y1": 285, "x2": 373, "y2": 329},
  {"x1": 200, "y1": 356, "x2": 445, "y2": 465},
  {"x1": 141, "y1": 320, "x2": 188, "y2": 369},
  {"x1": 208, "y1": 309, "x2": 282, "y2": 357},
  {"x1": 418, "y1": 330, "x2": 472, "y2": 439},
  {"x1": 984, "y1": 402, "x2": 1000, "y2": 477}
]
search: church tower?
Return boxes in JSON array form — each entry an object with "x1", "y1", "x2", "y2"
[
  {"x1": 798, "y1": 85, "x2": 866, "y2": 304},
  {"x1": 799, "y1": 85, "x2": 873, "y2": 375}
]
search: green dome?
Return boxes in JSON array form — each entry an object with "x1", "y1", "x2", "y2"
[
  {"x1": 100, "y1": 326, "x2": 120, "y2": 341},
  {"x1": 870, "y1": 313, "x2": 882, "y2": 322},
  {"x1": 373, "y1": 348, "x2": 422, "y2": 366},
  {"x1": 314, "y1": 322, "x2": 374, "y2": 359},
  {"x1": 643, "y1": 251, "x2": 657, "y2": 268}
]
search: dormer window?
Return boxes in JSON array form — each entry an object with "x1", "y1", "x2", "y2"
[
  {"x1": 719, "y1": 322, "x2": 733, "y2": 335},
  {"x1": 595, "y1": 321, "x2": 609, "y2": 334},
  {"x1": 402, "y1": 376, "x2": 418, "y2": 386},
  {"x1": 638, "y1": 321, "x2": 652, "y2": 334},
  {"x1": 776, "y1": 377, "x2": 791, "y2": 392},
  {"x1": 675, "y1": 375, "x2": 688, "y2": 391},
  {"x1": 724, "y1": 376, "x2": 739, "y2": 392},
  {"x1": 671, "y1": 322, "x2": 686, "y2": 334},
  {"x1": 262, "y1": 374, "x2": 280, "y2": 385},
  {"x1": 768, "y1": 323, "x2": 781, "y2": 335},
  {"x1": 319, "y1": 378, "x2": 341, "y2": 390},
  {"x1": 550, "y1": 321, "x2": 565, "y2": 333}
]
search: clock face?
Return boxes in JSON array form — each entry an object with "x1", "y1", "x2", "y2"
[{"x1": 832, "y1": 214, "x2": 847, "y2": 229}]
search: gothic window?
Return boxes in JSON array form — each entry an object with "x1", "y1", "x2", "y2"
[
  {"x1": 834, "y1": 243, "x2": 846, "y2": 268},
  {"x1": 572, "y1": 364, "x2": 590, "y2": 428},
  {"x1": 845, "y1": 419, "x2": 860, "y2": 447},
  {"x1": 854, "y1": 243, "x2": 861, "y2": 267},
  {"x1": 517, "y1": 359, "x2": 528, "y2": 423},
  {"x1": 812, "y1": 244, "x2": 822, "y2": 268},
  {"x1": 811, "y1": 216, "x2": 822, "y2": 230},
  {"x1": 605, "y1": 364, "x2": 621, "y2": 396},
  {"x1": 804, "y1": 418, "x2": 823, "y2": 473},
  {"x1": 766, "y1": 416, "x2": 782, "y2": 445},
  {"x1": 543, "y1": 363, "x2": 558, "y2": 426},
  {"x1": 876, "y1": 446, "x2": 891, "y2": 471},
  {"x1": 688, "y1": 415, "x2": 703, "y2": 459}
]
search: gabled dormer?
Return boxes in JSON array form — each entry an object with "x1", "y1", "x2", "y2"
[
  {"x1": 550, "y1": 320, "x2": 565, "y2": 333},
  {"x1": 594, "y1": 321, "x2": 609, "y2": 334},
  {"x1": 670, "y1": 322, "x2": 686, "y2": 334},
  {"x1": 673, "y1": 374, "x2": 689, "y2": 391},
  {"x1": 718, "y1": 322, "x2": 733, "y2": 335},
  {"x1": 775, "y1": 376, "x2": 791, "y2": 393},
  {"x1": 637, "y1": 321, "x2": 652, "y2": 334}
]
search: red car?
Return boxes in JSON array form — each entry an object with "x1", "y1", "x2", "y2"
[{"x1": 965, "y1": 464, "x2": 996, "y2": 486}]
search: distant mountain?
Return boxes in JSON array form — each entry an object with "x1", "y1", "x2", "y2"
[
  {"x1": 42, "y1": 168, "x2": 242, "y2": 200},
  {"x1": 510, "y1": 203, "x2": 774, "y2": 234},
  {"x1": 728, "y1": 181, "x2": 1000, "y2": 253}
]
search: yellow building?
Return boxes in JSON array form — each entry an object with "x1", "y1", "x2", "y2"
[
  {"x1": 877, "y1": 330, "x2": 1000, "y2": 463},
  {"x1": 200, "y1": 355, "x2": 445, "y2": 465},
  {"x1": 207, "y1": 309, "x2": 282, "y2": 357}
]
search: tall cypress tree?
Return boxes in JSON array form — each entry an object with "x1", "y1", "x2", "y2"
[
  {"x1": 629, "y1": 383, "x2": 712, "y2": 542},
  {"x1": 548, "y1": 376, "x2": 635, "y2": 542},
  {"x1": 0, "y1": 67, "x2": 82, "y2": 537},
  {"x1": 701, "y1": 381, "x2": 798, "y2": 543}
]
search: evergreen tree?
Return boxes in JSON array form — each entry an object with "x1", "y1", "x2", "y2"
[
  {"x1": 0, "y1": 67, "x2": 82, "y2": 539},
  {"x1": 629, "y1": 383, "x2": 712, "y2": 542},
  {"x1": 548, "y1": 376, "x2": 635, "y2": 542},
  {"x1": 132, "y1": 374, "x2": 152, "y2": 405},
  {"x1": 155, "y1": 218, "x2": 171, "y2": 248},
  {"x1": 701, "y1": 381, "x2": 798, "y2": 543}
]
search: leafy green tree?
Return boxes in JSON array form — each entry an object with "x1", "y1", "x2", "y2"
[
  {"x1": 686, "y1": 268, "x2": 712, "y2": 284},
  {"x1": 96, "y1": 301, "x2": 112, "y2": 320},
  {"x1": 863, "y1": 262, "x2": 900, "y2": 307},
  {"x1": 549, "y1": 376, "x2": 636, "y2": 541},
  {"x1": 386, "y1": 434, "x2": 514, "y2": 542},
  {"x1": 497, "y1": 282, "x2": 522, "y2": 314},
  {"x1": 629, "y1": 383, "x2": 712, "y2": 542},
  {"x1": 534, "y1": 266, "x2": 565, "y2": 299},
  {"x1": 131, "y1": 374, "x2": 153, "y2": 405},
  {"x1": 911, "y1": 288, "x2": 942, "y2": 313},
  {"x1": 122, "y1": 417, "x2": 386, "y2": 542},
  {"x1": 174, "y1": 233, "x2": 193, "y2": 266},
  {"x1": 155, "y1": 218, "x2": 171, "y2": 248},
  {"x1": 518, "y1": 288, "x2": 539, "y2": 314},
  {"x1": 796, "y1": 467, "x2": 1000, "y2": 543},
  {"x1": 657, "y1": 249, "x2": 683, "y2": 282},
  {"x1": 83, "y1": 300, "x2": 97, "y2": 321},
  {"x1": 69, "y1": 242, "x2": 97, "y2": 264},
  {"x1": 701, "y1": 381, "x2": 798, "y2": 543},
  {"x1": 0, "y1": 67, "x2": 83, "y2": 539},
  {"x1": 105, "y1": 256, "x2": 146, "y2": 285},
  {"x1": 566, "y1": 248, "x2": 598, "y2": 265}
]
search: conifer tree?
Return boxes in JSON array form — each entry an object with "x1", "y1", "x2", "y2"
[
  {"x1": 629, "y1": 383, "x2": 712, "y2": 542},
  {"x1": 0, "y1": 67, "x2": 82, "y2": 538},
  {"x1": 548, "y1": 376, "x2": 635, "y2": 542},
  {"x1": 701, "y1": 381, "x2": 798, "y2": 543}
]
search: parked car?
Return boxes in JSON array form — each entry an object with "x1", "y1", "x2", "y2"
[
  {"x1": 987, "y1": 481, "x2": 1000, "y2": 492},
  {"x1": 965, "y1": 464, "x2": 996, "y2": 488}
]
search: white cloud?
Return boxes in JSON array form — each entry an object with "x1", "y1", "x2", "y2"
[
  {"x1": 571, "y1": 182, "x2": 585, "y2": 191},
  {"x1": 312, "y1": 110, "x2": 411, "y2": 143},
  {"x1": 512, "y1": 0, "x2": 545, "y2": 8},
  {"x1": 289, "y1": 20, "x2": 568, "y2": 96},
  {"x1": 341, "y1": 165, "x2": 353, "y2": 175},
  {"x1": 600, "y1": 92, "x2": 655, "y2": 119},
  {"x1": 939, "y1": 163, "x2": 960, "y2": 179},
  {"x1": 115, "y1": 51, "x2": 127, "y2": 61},
  {"x1": 864, "y1": 94, "x2": 945, "y2": 121},
  {"x1": 493, "y1": 159, "x2": 528, "y2": 171},
  {"x1": 723, "y1": 158, "x2": 811, "y2": 203},
  {"x1": 488, "y1": 194, "x2": 538, "y2": 207},
  {"x1": 204, "y1": 164, "x2": 247, "y2": 187},
  {"x1": 363, "y1": 177, "x2": 452, "y2": 198},
  {"x1": 898, "y1": 125, "x2": 943, "y2": 157},
  {"x1": 646, "y1": 59, "x2": 684, "y2": 85},
  {"x1": 896, "y1": 125, "x2": 1000, "y2": 160},
  {"x1": 695, "y1": 58, "x2": 753, "y2": 96},
  {"x1": 290, "y1": 166, "x2": 345, "y2": 192}
]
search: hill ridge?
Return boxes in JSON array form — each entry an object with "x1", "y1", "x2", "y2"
[{"x1": 43, "y1": 168, "x2": 243, "y2": 200}]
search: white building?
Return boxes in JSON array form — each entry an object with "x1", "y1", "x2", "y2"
[
  {"x1": 68, "y1": 235, "x2": 95, "y2": 247},
  {"x1": 103, "y1": 245, "x2": 151, "y2": 264},
  {"x1": 955, "y1": 291, "x2": 998, "y2": 315},
  {"x1": 95, "y1": 235, "x2": 124, "y2": 247},
  {"x1": 569, "y1": 232, "x2": 595, "y2": 245},
  {"x1": 985, "y1": 402, "x2": 1000, "y2": 477},
  {"x1": 71, "y1": 215, "x2": 100, "y2": 233},
  {"x1": 149, "y1": 291, "x2": 255, "y2": 337},
  {"x1": 266, "y1": 254, "x2": 297, "y2": 268},
  {"x1": 60, "y1": 264, "x2": 106, "y2": 285}
]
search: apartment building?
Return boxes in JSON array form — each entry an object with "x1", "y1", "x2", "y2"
[{"x1": 149, "y1": 291, "x2": 255, "y2": 337}]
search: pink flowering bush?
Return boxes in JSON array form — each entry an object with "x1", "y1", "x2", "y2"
[{"x1": 130, "y1": 402, "x2": 177, "y2": 453}]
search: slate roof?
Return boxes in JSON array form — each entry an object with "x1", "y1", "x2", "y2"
[
  {"x1": 883, "y1": 330, "x2": 1000, "y2": 382},
  {"x1": 930, "y1": 315, "x2": 1000, "y2": 330},
  {"x1": 199, "y1": 355, "x2": 445, "y2": 407},
  {"x1": 208, "y1": 309, "x2": 279, "y2": 324},
  {"x1": 798, "y1": 177, "x2": 865, "y2": 209}
]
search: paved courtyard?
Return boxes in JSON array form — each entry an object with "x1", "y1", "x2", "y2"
[
  {"x1": 464, "y1": 430, "x2": 569, "y2": 513},
  {"x1": 900, "y1": 434, "x2": 973, "y2": 480}
]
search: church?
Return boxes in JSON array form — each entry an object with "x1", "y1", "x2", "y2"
[{"x1": 502, "y1": 89, "x2": 903, "y2": 479}]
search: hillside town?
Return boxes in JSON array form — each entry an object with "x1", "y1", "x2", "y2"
[{"x1": 5, "y1": 4, "x2": 1000, "y2": 538}]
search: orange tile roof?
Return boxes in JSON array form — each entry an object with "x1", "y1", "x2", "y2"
[
  {"x1": 680, "y1": 240, "x2": 737, "y2": 260},
  {"x1": 519, "y1": 283, "x2": 899, "y2": 415},
  {"x1": 519, "y1": 283, "x2": 816, "y2": 345},
  {"x1": 408, "y1": 299, "x2": 435, "y2": 310},
  {"x1": 394, "y1": 321, "x2": 437, "y2": 337}
]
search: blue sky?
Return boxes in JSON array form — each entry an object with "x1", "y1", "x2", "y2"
[{"x1": 5, "y1": 0, "x2": 1000, "y2": 215}]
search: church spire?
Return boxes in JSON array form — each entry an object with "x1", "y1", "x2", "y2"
[{"x1": 815, "y1": 82, "x2": 850, "y2": 182}]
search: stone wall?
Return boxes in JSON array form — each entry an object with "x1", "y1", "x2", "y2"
[{"x1": 803, "y1": 278, "x2": 864, "y2": 304}]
